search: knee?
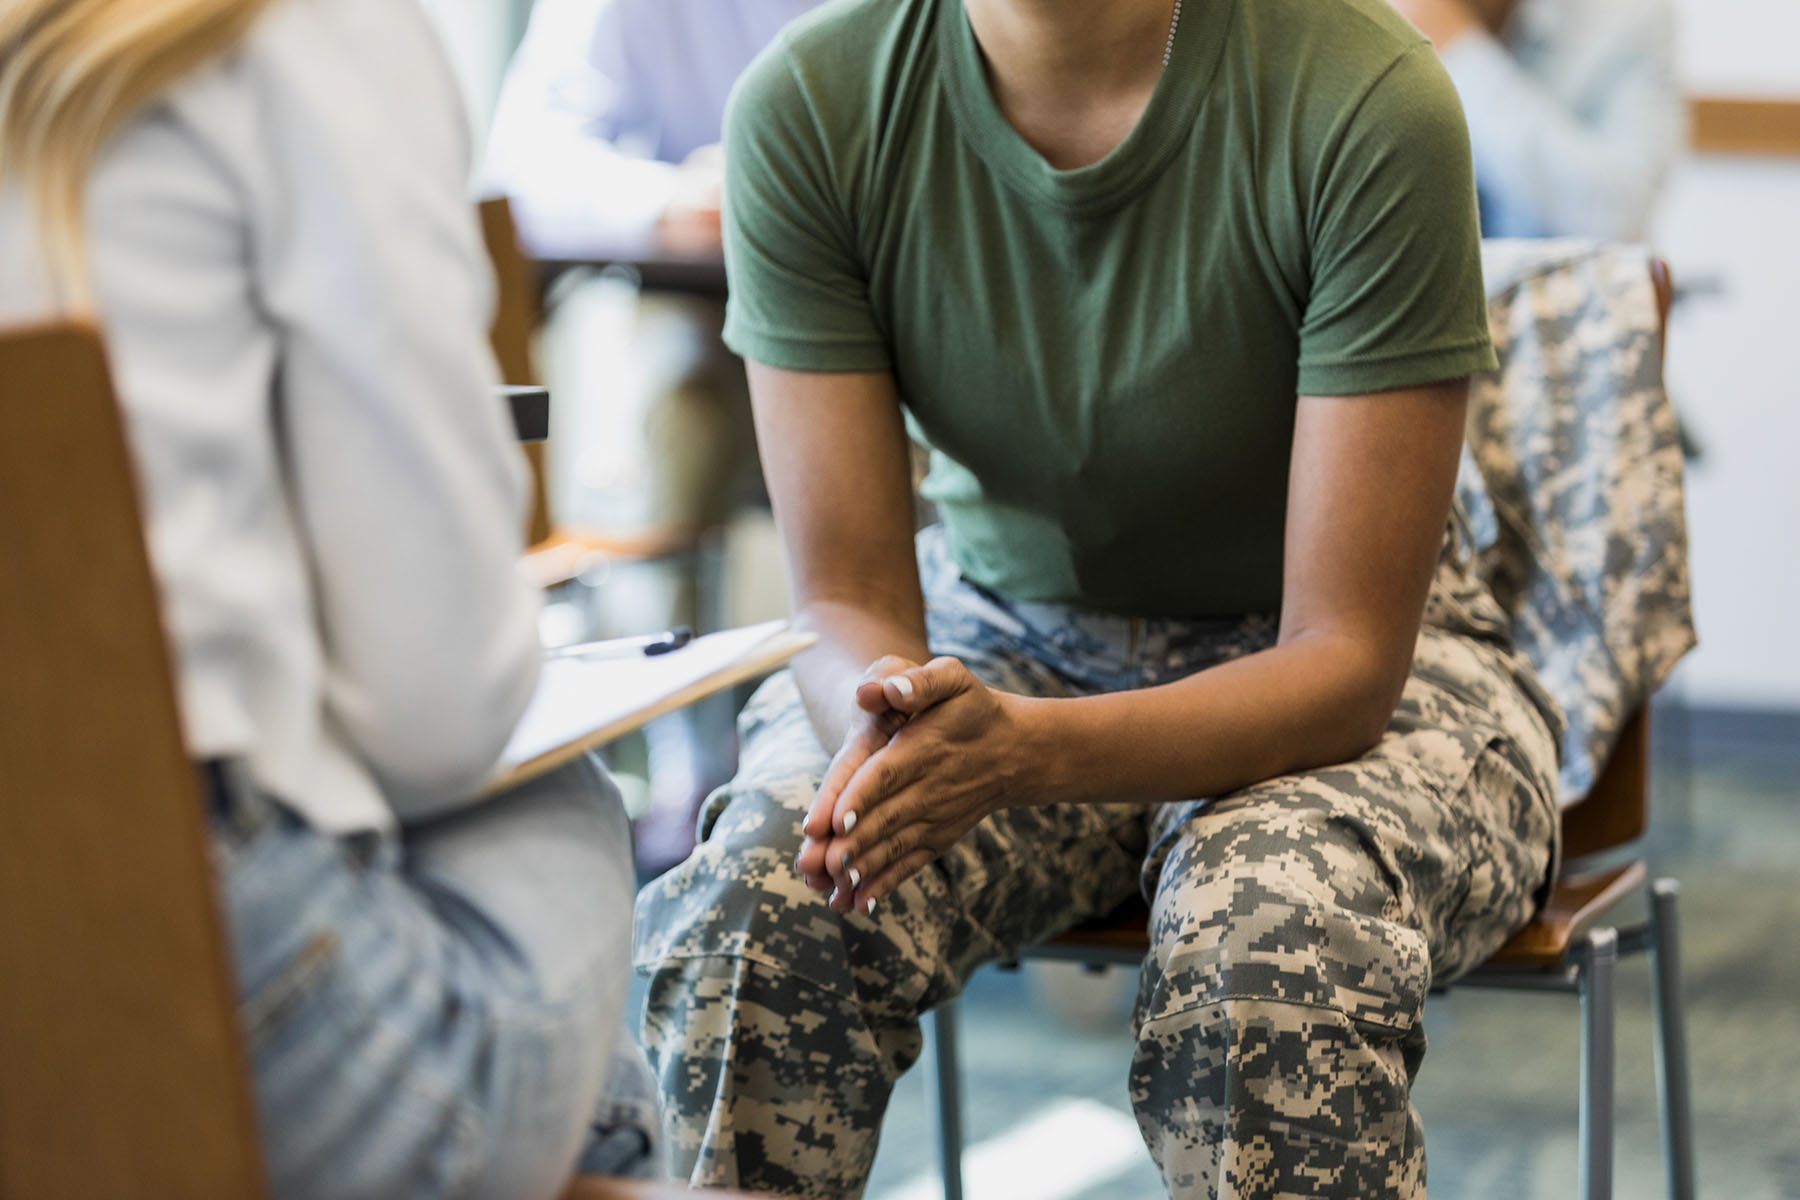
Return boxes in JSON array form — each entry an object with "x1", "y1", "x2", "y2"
[
  {"x1": 634, "y1": 671, "x2": 868, "y2": 979},
  {"x1": 1145, "y1": 806, "x2": 1428, "y2": 1034},
  {"x1": 632, "y1": 771, "x2": 843, "y2": 980}
]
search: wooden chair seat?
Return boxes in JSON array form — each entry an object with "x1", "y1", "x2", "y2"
[
  {"x1": 1482, "y1": 860, "x2": 1648, "y2": 969},
  {"x1": 1043, "y1": 859, "x2": 1651, "y2": 974}
]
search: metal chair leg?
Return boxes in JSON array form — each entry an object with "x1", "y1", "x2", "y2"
[
  {"x1": 1650, "y1": 879, "x2": 1698, "y2": 1200},
  {"x1": 924, "y1": 1003, "x2": 966, "y2": 1200},
  {"x1": 1580, "y1": 927, "x2": 1619, "y2": 1200}
]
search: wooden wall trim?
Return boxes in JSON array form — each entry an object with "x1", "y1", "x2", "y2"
[{"x1": 1691, "y1": 96, "x2": 1800, "y2": 158}]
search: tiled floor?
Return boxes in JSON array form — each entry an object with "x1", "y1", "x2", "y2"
[{"x1": 860, "y1": 712, "x2": 1800, "y2": 1200}]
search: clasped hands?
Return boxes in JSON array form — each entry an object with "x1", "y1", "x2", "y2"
[{"x1": 794, "y1": 655, "x2": 1044, "y2": 915}]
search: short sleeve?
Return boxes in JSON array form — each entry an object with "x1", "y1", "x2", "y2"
[
  {"x1": 1297, "y1": 44, "x2": 1498, "y2": 397},
  {"x1": 720, "y1": 42, "x2": 891, "y2": 373}
]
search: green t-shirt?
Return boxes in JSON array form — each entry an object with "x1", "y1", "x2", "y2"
[{"x1": 722, "y1": 0, "x2": 1497, "y2": 619}]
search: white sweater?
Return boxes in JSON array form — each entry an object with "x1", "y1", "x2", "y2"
[{"x1": 0, "y1": 0, "x2": 543, "y2": 833}]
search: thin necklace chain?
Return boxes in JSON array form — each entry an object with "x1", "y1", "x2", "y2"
[{"x1": 1163, "y1": 0, "x2": 1184, "y2": 68}]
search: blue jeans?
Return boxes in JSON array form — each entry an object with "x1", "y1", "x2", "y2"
[{"x1": 210, "y1": 755, "x2": 655, "y2": 1199}]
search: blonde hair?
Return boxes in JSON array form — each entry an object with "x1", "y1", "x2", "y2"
[{"x1": 0, "y1": 0, "x2": 274, "y2": 308}]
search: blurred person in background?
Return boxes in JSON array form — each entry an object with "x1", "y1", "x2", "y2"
[
  {"x1": 0, "y1": 0, "x2": 655, "y2": 1192},
  {"x1": 1390, "y1": 0, "x2": 1683, "y2": 239},
  {"x1": 484, "y1": 0, "x2": 821, "y2": 867}
]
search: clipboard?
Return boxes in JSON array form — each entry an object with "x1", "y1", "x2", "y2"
[{"x1": 486, "y1": 619, "x2": 816, "y2": 795}]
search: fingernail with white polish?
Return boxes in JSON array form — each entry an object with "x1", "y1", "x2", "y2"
[
  {"x1": 843, "y1": 810, "x2": 857, "y2": 833},
  {"x1": 866, "y1": 897, "x2": 878, "y2": 915},
  {"x1": 829, "y1": 888, "x2": 839, "y2": 906},
  {"x1": 891, "y1": 676, "x2": 914, "y2": 700},
  {"x1": 849, "y1": 868, "x2": 862, "y2": 888}
]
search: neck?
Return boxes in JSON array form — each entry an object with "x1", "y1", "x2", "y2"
[
  {"x1": 965, "y1": 0, "x2": 1171, "y2": 101},
  {"x1": 963, "y1": 0, "x2": 1173, "y2": 168}
]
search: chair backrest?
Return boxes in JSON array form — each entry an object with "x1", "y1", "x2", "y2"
[
  {"x1": 480, "y1": 196, "x2": 555, "y2": 546},
  {"x1": 0, "y1": 324, "x2": 268, "y2": 1199},
  {"x1": 1563, "y1": 707, "x2": 1650, "y2": 862}
]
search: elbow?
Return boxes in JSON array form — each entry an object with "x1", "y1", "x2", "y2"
[
  {"x1": 1308, "y1": 685, "x2": 1396, "y2": 771},
  {"x1": 1319, "y1": 649, "x2": 1410, "y2": 767},
  {"x1": 390, "y1": 690, "x2": 528, "y2": 795},
  {"x1": 344, "y1": 613, "x2": 543, "y2": 814},
  {"x1": 1276, "y1": 628, "x2": 1406, "y2": 770},
  {"x1": 1343, "y1": 690, "x2": 1400, "y2": 761},
  {"x1": 358, "y1": 679, "x2": 534, "y2": 812},
  {"x1": 1352, "y1": 657, "x2": 1411, "y2": 753}
]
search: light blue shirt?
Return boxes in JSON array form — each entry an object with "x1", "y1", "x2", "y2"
[
  {"x1": 483, "y1": 0, "x2": 820, "y2": 245},
  {"x1": 1440, "y1": 0, "x2": 1683, "y2": 240}
]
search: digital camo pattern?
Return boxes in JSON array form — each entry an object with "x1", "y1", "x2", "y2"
[
  {"x1": 635, "y1": 529, "x2": 1559, "y2": 1197},
  {"x1": 1457, "y1": 241, "x2": 1696, "y2": 803}
]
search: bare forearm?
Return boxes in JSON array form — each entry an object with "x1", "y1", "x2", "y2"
[
  {"x1": 1023, "y1": 632, "x2": 1402, "y2": 807},
  {"x1": 791, "y1": 599, "x2": 932, "y2": 752},
  {"x1": 743, "y1": 362, "x2": 926, "y2": 753}
]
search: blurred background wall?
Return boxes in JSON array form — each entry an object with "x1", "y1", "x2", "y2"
[{"x1": 1657, "y1": 0, "x2": 1800, "y2": 717}]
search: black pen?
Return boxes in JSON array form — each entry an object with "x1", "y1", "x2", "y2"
[{"x1": 545, "y1": 626, "x2": 694, "y2": 662}]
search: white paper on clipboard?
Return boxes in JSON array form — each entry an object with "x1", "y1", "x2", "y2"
[{"x1": 489, "y1": 619, "x2": 814, "y2": 793}]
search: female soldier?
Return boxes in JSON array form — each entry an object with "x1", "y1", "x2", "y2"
[{"x1": 635, "y1": 0, "x2": 1562, "y2": 1195}]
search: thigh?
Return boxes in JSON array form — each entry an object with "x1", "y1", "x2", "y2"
[
  {"x1": 1144, "y1": 770, "x2": 1430, "y2": 1029},
  {"x1": 1146, "y1": 624, "x2": 1559, "y2": 989},
  {"x1": 404, "y1": 754, "x2": 636, "y2": 1009},
  {"x1": 404, "y1": 758, "x2": 641, "y2": 1192},
  {"x1": 219, "y1": 759, "x2": 632, "y2": 1200},
  {"x1": 636, "y1": 645, "x2": 1146, "y2": 1019},
  {"x1": 1396, "y1": 624, "x2": 1562, "y2": 978},
  {"x1": 220, "y1": 807, "x2": 498, "y2": 1200}
]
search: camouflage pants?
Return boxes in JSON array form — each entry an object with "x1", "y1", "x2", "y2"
[{"x1": 634, "y1": 527, "x2": 1563, "y2": 1198}]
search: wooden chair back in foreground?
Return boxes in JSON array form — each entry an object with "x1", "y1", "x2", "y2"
[
  {"x1": 0, "y1": 322, "x2": 268, "y2": 1200},
  {"x1": 0, "y1": 321, "x2": 748, "y2": 1200}
]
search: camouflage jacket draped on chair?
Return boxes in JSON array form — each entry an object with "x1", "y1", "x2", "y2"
[{"x1": 1458, "y1": 240, "x2": 1698, "y2": 806}]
